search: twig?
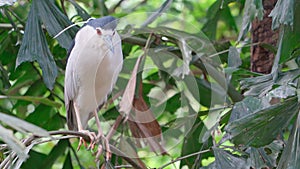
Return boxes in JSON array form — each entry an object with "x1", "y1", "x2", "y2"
[
  {"x1": 158, "y1": 149, "x2": 211, "y2": 169},
  {"x1": 108, "y1": 0, "x2": 125, "y2": 14},
  {"x1": 115, "y1": 165, "x2": 132, "y2": 168},
  {"x1": 106, "y1": 115, "x2": 124, "y2": 140}
]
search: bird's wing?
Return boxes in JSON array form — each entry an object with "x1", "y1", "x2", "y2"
[{"x1": 64, "y1": 43, "x2": 79, "y2": 130}]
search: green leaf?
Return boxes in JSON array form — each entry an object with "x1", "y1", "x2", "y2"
[
  {"x1": 0, "y1": 112, "x2": 49, "y2": 137},
  {"x1": 248, "y1": 146, "x2": 280, "y2": 168},
  {"x1": 229, "y1": 96, "x2": 268, "y2": 122},
  {"x1": 225, "y1": 97, "x2": 299, "y2": 147},
  {"x1": 16, "y1": 1, "x2": 58, "y2": 90},
  {"x1": 62, "y1": 151, "x2": 73, "y2": 169},
  {"x1": 68, "y1": 0, "x2": 90, "y2": 20},
  {"x1": 35, "y1": 0, "x2": 78, "y2": 49},
  {"x1": 40, "y1": 139, "x2": 68, "y2": 169},
  {"x1": 21, "y1": 150, "x2": 47, "y2": 169},
  {"x1": 277, "y1": 110, "x2": 300, "y2": 169},
  {"x1": 180, "y1": 117, "x2": 204, "y2": 168},
  {"x1": 213, "y1": 148, "x2": 249, "y2": 169},
  {"x1": 0, "y1": 95, "x2": 61, "y2": 108},
  {"x1": 202, "y1": 1, "x2": 238, "y2": 40},
  {"x1": 141, "y1": 0, "x2": 172, "y2": 27}
]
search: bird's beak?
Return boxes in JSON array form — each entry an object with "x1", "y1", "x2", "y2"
[{"x1": 103, "y1": 35, "x2": 114, "y2": 53}]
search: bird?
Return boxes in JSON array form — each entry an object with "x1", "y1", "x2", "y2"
[{"x1": 64, "y1": 16, "x2": 123, "y2": 156}]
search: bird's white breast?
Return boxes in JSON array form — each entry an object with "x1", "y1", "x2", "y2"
[{"x1": 67, "y1": 25, "x2": 123, "y2": 127}]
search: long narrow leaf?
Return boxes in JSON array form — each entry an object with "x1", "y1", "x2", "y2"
[
  {"x1": 0, "y1": 112, "x2": 49, "y2": 137},
  {"x1": 0, "y1": 124, "x2": 27, "y2": 162},
  {"x1": 0, "y1": 95, "x2": 61, "y2": 108}
]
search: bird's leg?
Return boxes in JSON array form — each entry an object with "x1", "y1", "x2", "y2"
[
  {"x1": 74, "y1": 104, "x2": 97, "y2": 151},
  {"x1": 93, "y1": 110, "x2": 111, "y2": 161}
]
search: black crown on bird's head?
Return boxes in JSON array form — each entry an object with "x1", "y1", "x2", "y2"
[{"x1": 86, "y1": 16, "x2": 117, "y2": 30}]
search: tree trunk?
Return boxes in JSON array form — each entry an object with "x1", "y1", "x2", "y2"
[{"x1": 251, "y1": 0, "x2": 278, "y2": 74}]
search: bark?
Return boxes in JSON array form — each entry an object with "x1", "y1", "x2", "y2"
[{"x1": 251, "y1": 0, "x2": 278, "y2": 74}]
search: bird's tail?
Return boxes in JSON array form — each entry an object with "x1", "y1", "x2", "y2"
[{"x1": 66, "y1": 100, "x2": 78, "y2": 131}]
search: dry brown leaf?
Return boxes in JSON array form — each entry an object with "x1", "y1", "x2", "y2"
[
  {"x1": 119, "y1": 56, "x2": 142, "y2": 119},
  {"x1": 128, "y1": 82, "x2": 168, "y2": 155}
]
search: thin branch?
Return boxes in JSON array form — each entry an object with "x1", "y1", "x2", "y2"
[
  {"x1": 158, "y1": 149, "x2": 212, "y2": 169},
  {"x1": 106, "y1": 115, "x2": 124, "y2": 140},
  {"x1": 108, "y1": 0, "x2": 125, "y2": 14},
  {"x1": 1, "y1": 129, "x2": 146, "y2": 169}
]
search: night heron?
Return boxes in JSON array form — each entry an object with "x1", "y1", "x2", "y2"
[{"x1": 64, "y1": 16, "x2": 123, "y2": 156}]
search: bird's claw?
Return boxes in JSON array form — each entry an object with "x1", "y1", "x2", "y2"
[
  {"x1": 77, "y1": 130, "x2": 111, "y2": 162},
  {"x1": 94, "y1": 135, "x2": 111, "y2": 162},
  {"x1": 77, "y1": 130, "x2": 97, "y2": 151}
]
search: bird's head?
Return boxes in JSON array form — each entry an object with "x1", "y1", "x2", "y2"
[
  {"x1": 87, "y1": 16, "x2": 118, "y2": 52},
  {"x1": 73, "y1": 16, "x2": 118, "y2": 53}
]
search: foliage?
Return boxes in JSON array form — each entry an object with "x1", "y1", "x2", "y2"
[{"x1": 0, "y1": 0, "x2": 300, "y2": 168}]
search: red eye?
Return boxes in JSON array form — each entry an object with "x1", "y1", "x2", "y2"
[{"x1": 96, "y1": 29, "x2": 102, "y2": 35}]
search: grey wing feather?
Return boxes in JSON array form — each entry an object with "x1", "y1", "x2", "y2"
[{"x1": 64, "y1": 44, "x2": 79, "y2": 131}]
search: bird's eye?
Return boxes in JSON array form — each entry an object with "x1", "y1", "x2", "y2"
[
  {"x1": 96, "y1": 29, "x2": 102, "y2": 35},
  {"x1": 112, "y1": 31, "x2": 115, "y2": 36}
]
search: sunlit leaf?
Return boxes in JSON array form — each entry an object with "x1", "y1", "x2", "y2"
[
  {"x1": 0, "y1": 112, "x2": 49, "y2": 136},
  {"x1": 0, "y1": 0, "x2": 16, "y2": 6},
  {"x1": 0, "y1": 124, "x2": 27, "y2": 161}
]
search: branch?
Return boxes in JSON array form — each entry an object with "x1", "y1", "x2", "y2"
[{"x1": 1, "y1": 129, "x2": 146, "y2": 169}]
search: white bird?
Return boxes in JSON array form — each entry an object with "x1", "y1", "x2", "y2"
[{"x1": 64, "y1": 16, "x2": 123, "y2": 151}]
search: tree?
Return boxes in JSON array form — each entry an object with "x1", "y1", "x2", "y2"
[{"x1": 0, "y1": 0, "x2": 300, "y2": 168}]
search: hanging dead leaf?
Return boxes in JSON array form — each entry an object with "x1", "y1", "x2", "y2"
[
  {"x1": 128, "y1": 82, "x2": 168, "y2": 155},
  {"x1": 119, "y1": 56, "x2": 142, "y2": 119}
]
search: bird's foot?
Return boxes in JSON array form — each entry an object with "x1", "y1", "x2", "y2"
[
  {"x1": 77, "y1": 130, "x2": 97, "y2": 151},
  {"x1": 94, "y1": 135, "x2": 111, "y2": 162}
]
